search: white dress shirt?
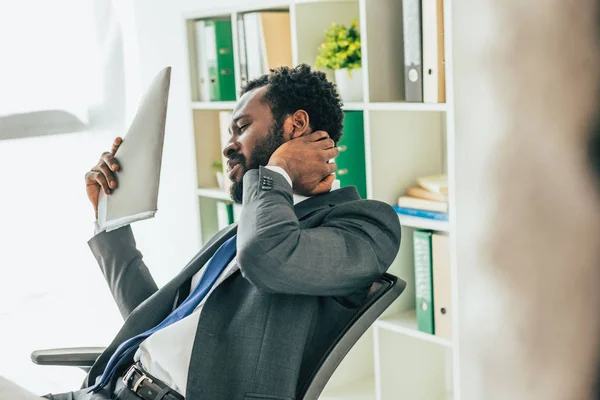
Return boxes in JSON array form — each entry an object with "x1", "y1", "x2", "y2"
[{"x1": 94, "y1": 167, "x2": 339, "y2": 396}]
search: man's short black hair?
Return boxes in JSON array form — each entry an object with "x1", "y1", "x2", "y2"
[{"x1": 240, "y1": 64, "x2": 344, "y2": 143}]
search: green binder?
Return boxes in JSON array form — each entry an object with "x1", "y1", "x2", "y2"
[
  {"x1": 203, "y1": 20, "x2": 236, "y2": 101},
  {"x1": 413, "y1": 230, "x2": 435, "y2": 334},
  {"x1": 336, "y1": 111, "x2": 367, "y2": 198}
]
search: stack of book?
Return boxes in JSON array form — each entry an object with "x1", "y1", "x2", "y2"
[{"x1": 393, "y1": 174, "x2": 448, "y2": 221}]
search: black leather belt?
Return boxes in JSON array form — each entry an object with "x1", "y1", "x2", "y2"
[{"x1": 122, "y1": 363, "x2": 184, "y2": 400}]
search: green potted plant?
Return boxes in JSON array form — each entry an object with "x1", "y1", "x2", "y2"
[
  {"x1": 315, "y1": 20, "x2": 363, "y2": 102},
  {"x1": 212, "y1": 159, "x2": 224, "y2": 190}
]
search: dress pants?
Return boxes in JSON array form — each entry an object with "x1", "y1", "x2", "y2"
[{"x1": 42, "y1": 379, "x2": 140, "y2": 400}]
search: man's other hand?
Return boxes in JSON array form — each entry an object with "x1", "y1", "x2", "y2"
[
  {"x1": 267, "y1": 131, "x2": 339, "y2": 196},
  {"x1": 85, "y1": 137, "x2": 123, "y2": 219}
]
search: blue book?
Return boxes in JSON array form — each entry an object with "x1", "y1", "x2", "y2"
[{"x1": 393, "y1": 205, "x2": 449, "y2": 221}]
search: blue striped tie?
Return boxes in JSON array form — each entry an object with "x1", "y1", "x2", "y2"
[{"x1": 89, "y1": 235, "x2": 237, "y2": 393}]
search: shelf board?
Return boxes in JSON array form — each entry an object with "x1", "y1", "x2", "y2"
[
  {"x1": 376, "y1": 310, "x2": 453, "y2": 348},
  {"x1": 191, "y1": 101, "x2": 237, "y2": 110},
  {"x1": 397, "y1": 214, "x2": 450, "y2": 232},
  {"x1": 369, "y1": 102, "x2": 447, "y2": 112},
  {"x1": 319, "y1": 376, "x2": 375, "y2": 400},
  {"x1": 342, "y1": 102, "x2": 366, "y2": 110},
  {"x1": 295, "y1": 0, "x2": 357, "y2": 4},
  {"x1": 197, "y1": 187, "x2": 232, "y2": 201}
]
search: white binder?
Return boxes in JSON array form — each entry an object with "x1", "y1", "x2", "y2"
[{"x1": 422, "y1": 0, "x2": 446, "y2": 103}]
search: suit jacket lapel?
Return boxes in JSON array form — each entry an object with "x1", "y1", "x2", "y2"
[{"x1": 87, "y1": 223, "x2": 238, "y2": 385}]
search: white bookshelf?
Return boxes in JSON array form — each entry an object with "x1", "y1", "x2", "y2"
[{"x1": 183, "y1": 0, "x2": 457, "y2": 398}]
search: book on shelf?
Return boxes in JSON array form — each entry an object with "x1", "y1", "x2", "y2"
[
  {"x1": 194, "y1": 19, "x2": 236, "y2": 101},
  {"x1": 414, "y1": 230, "x2": 435, "y2": 334},
  {"x1": 237, "y1": 11, "x2": 292, "y2": 86},
  {"x1": 98, "y1": 67, "x2": 171, "y2": 232},
  {"x1": 406, "y1": 185, "x2": 448, "y2": 202},
  {"x1": 432, "y1": 233, "x2": 452, "y2": 340},
  {"x1": 417, "y1": 174, "x2": 448, "y2": 194},
  {"x1": 394, "y1": 205, "x2": 448, "y2": 221},
  {"x1": 402, "y1": 0, "x2": 423, "y2": 102},
  {"x1": 422, "y1": 0, "x2": 446, "y2": 103},
  {"x1": 398, "y1": 195, "x2": 448, "y2": 212}
]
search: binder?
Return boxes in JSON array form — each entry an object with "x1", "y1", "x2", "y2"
[
  {"x1": 422, "y1": 0, "x2": 446, "y2": 103},
  {"x1": 413, "y1": 230, "x2": 434, "y2": 334},
  {"x1": 402, "y1": 0, "x2": 423, "y2": 102},
  {"x1": 238, "y1": 11, "x2": 292, "y2": 85},
  {"x1": 432, "y1": 233, "x2": 452, "y2": 340},
  {"x1": 335, "y1": 111, "x2": 367, "y2": 198},
  {"x1": 195, "y1": 19, "x2": 236, "y2": 101}
]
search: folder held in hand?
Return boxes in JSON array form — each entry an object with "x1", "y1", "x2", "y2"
[{"x1": 97, "y1": 67, "x2": 172, "y2": 232}]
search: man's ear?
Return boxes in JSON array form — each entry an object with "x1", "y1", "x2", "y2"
[{"x1": 290, "y1": 110, "x2": 311, "y2": 139}]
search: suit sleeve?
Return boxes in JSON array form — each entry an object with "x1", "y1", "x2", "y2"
[
  {"x1": 88, "y1": 225, "x2": 158, "y2": 319},
  {"x1": 237, "y1": 166, "x2": 402, "y2": 296}
]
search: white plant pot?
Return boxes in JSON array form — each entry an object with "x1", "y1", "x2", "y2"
[{"x1": 334, "y1": 68, "x2": 363, "y2": 102}]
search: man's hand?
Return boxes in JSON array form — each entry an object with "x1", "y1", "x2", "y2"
[
  {"x1": 267, "y1": 130, "x2": 339, "y2": 196},
  {"x1": 85, "y1": 137, "x2": 123, "y2": 218}
]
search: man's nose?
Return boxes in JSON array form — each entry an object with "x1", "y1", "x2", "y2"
[{"x1": 223, "y1": 139, "x2": 240, "y2": 159}]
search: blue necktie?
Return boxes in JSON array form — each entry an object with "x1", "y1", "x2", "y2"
[{"x1": 89, "y1": 235, "x2": 237, "y2": 393}]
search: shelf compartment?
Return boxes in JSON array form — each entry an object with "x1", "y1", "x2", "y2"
[
  {"x1": 376, "y1": 309, "x2": 453, "y2": 348},
  {"x1": 398, "y1": 214, "x2": 450, "y2": 232},
  {"x1": 319, "y1": 375, "x2": 375, "y2": 400},
  {"x1": 293, "y1": 0, "x2": 361, "y2": 99},
  {"x1": 375, "y1": 325, "x2": 453, "y2": 399}
]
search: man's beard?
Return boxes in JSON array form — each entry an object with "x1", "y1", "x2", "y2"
[{"x1": 229, "y1": 120, "x2": 285, "y2": 204}]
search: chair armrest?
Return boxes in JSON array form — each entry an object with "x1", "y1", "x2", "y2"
[{"x1": 31, "y1": 347, "x2": 105, "y2": 367}]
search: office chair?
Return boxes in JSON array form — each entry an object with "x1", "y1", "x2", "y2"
[{"x1": 32, "y1": 273, "x2": 406, "y2": 399}]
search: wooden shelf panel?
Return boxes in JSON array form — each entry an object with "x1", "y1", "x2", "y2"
[
  {"x1": 319, "y1": 376, "x2": 375, "y2": 400},
  {"x1": 398, "y1": 214, "x2": 450, "y2": 232},
  {"x1": 197, "y1": 187, "x2": 232, "y2": 201},
  {"x1": 376, "y1": 310, "x2": 453, "y2": 348}
]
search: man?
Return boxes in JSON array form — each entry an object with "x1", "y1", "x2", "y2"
[{"x1": 45, "y1": 65, "x2": 401, "y2": 400}]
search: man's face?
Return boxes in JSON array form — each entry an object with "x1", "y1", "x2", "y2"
[{"x1": 223, "y1": 87, "x2": 286, "y2": 204}]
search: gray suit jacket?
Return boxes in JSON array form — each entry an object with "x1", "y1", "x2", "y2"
[{"x1": 86, "y1": 166, "x2": 401, "y2": 400}]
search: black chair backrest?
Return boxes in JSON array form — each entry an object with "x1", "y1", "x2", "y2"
[{"x1": 298, "y1": 273, "x2": 407, "y2": 399}]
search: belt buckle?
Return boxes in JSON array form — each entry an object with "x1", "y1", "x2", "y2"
[
  {"x1": 132, "y1": 373, "x2": 153, "y2": 393},
  {"x1": 122, "y1": 364, "x2": 137, "y2": 387}
]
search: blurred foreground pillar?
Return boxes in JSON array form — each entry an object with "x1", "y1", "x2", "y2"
[{"x1": 453, "y1": 1, "x2": 600, "y2": 399}]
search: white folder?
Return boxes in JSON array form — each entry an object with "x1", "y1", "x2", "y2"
[
  {"x1": 422, "y1": 0, "x2": 446, "y2": 103},
  {"x1": 97, "y1": 67, "x2": 171, "y2": 232}
]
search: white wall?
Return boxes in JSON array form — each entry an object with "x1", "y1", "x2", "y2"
[{"x1": 128, "y1": 0, "x2": 248, "y2": 285}]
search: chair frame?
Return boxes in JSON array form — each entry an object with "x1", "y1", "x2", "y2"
[{"x1": 32, "y1": 273, "x2": 406, "y2": 399}]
